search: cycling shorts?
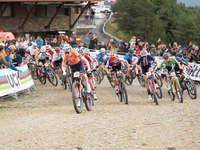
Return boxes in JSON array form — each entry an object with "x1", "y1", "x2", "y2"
[
  {"x1": 54, "y1": 58, "x2": 62, "y2": 68},
  {"x1": 163, "y1": 66, "x2": 174, "y2": 73},
  {"x1": 70, "y1": 61, "x2": 85, "y2": 82},
  {"x1": 85, "y1": 68, "x2": 93, "y2": 79},
  {"x1": 111, "y1": 62, "x2": 122, "y2": 72},
  {"x1": 141, "y1": 64, "x2": 151, "y2": 74},
  {"x1": 38, "y1": 59, "x2": 46, "y2": 65}
]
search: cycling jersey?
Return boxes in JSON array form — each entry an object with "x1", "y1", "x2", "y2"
[
  {"x1": 106, "y1": 56, "x2": 124, "y2": 67},
  {"x1": 96, "y1": 52, "x2": 109, "y2": 64},
  {"x1": 32, "y1": 49, "x2": 40, "y2": 56},
  {"x1": 62, "y1": 50, "x2": 82, "y2": 65},
  {"x1": 159, "y1": 57, "x2": 178, "y2": 67},
  {"x1": 37, "y1": 52, "x2": 51, "y2": 60},
  {"x1": 82, "y1": 55, "x2": 93, "y2": 69},
  {"x1": 124, "y1": 53, "x2": 137, "y2": 64},
  {"x1": 37, "y1": 49, "x2": 54, "y2": 57},
  {"x1": 137, "y1": 55, "x2": 155, "y2": 67},
  {"x1": 52, "y1": 52, "x2": 64, "y2": 62},
  {"x1": 103, "y1": 57, "x2": 109, "y2": 65}
]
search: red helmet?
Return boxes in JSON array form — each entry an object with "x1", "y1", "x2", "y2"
[
  {"x1": 55, "y1": 47, "x2": 60, "y2": 52},
  {"x1": 109, "y1": 53, "x2": 116, "y2": 60}
]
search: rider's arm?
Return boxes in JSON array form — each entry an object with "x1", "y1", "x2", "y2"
[
  {"x1": 105, "y1": 52, "x2": 109, "y2": 56},
  {"x1": 36, "y1": 57, "x2": 39, "y2": 65},
  {"x1": 81, "y1": 56, "x2": 90, "y2": 69},
  {"x1": 96, "y1": 53, "x2": 101, "y2": 64},
  {"x1": 135, "y1": 65, "x2": 139, "y2": 74},
  {"x1": 105, "y1": 60, "x2": 110, "y2": 73},
  {"x1": 62, "y1": 62, "x2": 66, "y2": 73}
]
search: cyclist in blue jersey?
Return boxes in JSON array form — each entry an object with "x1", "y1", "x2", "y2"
[
  {"x1": 96, "y1": 48, "x2": 109, "y2": 64},
  {"x1": 136, "y1": 50, "x2": 160, "y2": 100},
  {"x1": 177, "y1": 53, "x2": 192, "y2": 70},
  {"x1": 124, "y1": 48, "x2": 138, "y2": 78}
]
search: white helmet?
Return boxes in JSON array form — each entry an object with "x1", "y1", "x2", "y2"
[
  {"x1": 41, "y1": 46, "x2": 46, "y2": 53},
  {"x1": 73, "y1": 47, "x2": 79, "y2": 52},
  {"x1": 33, "y1": 43, "x2": 37, "y2": 47},
  {"x1": 63, "y1": 44, "x2": 72, "y2": 52},
  {"x1": 140, "y1": 50, "x2": 148, "y2": 57},
  {"x1": 100, "y1": 48, "x2": 106, "y2": 53},
  {"x1": 84, "y1": 48, "x2": 90, "y2": 54}
]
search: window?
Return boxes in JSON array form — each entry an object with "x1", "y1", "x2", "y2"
[
  {"x1": 47, "y1": 5, "x2": 56, "y2": 16},
  {"x1": 36, "y1": 5, "x2": 47, "y2": 16},
  {"x1": 58, "y1": 5, "x2": 66, "y2": 15},
  {"x1": 0, "y1": 3, "x2": 12, "y2": 17}
]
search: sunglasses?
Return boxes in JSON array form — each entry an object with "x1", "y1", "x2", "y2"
[{"x1": 65, "y1": 52, "x2": 70, "y2": 54}]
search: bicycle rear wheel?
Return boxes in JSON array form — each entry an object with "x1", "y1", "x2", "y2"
[
  {"x1": 156, "y1": 86, "x2": 162, "y2": 99},
  {"x1": 150, "y1": 80, "x2": 158, "y2": 105},
  {"x1": 124, "y1": 71, "x2": 133, "y2": 86},
  {"x1": 93, "y1": 71, "x2": 101, "y2": 84},
  {"x1": 61, "y1": 76, "x2": 67, "y2": 89},
  {"x1": 99, "y1": 68, "x2": 104, "y2": 81},
  {"x1": 47, "y1": 68, "x2": 58, "y2": 86},
  {"x1": 28, "y1": 65, "x2": 37, "y2": 80},
  {"x1": 107, "y1": 75, "x2": 115, "y2": 88},
  {"x1": 120, "y1": 80, "x2": 128, "y2": 104},
  {"x1": 175, "y1": 79, "x2": 183, "y2": 103},
  {"x1": 72, "y1": 82, "x2": 83, "y2": 114},
  {"x1": 186, "y1": 79, "x2": 197, "y2": 99},
  {"x1": 155, "y1": 73, "x2": 163, "y2": 87},
  {"x1": 137, "y1": 75, "x2": 145, "y2": 87}
]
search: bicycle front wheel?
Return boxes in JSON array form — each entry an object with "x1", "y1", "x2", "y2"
[
  {"x1": 93, "y1": 71, "x2": 101, "y2": 84},
  {"x1": 120, "y1": 80, "x2": 128, "y2": 104},
  {"x1": 66, "y1": 75, "x2": 72, "y2": 92},
  {"x1": 124, "y1": 71, "x2": 133, "y2": 86},
  {"x1": 150, "y1": 80, "x2": 158, "y2": 105},
  {"x1": 61, "y1": 76, "x2": 67, "y2": 89},
  {"x1": 137, "y1": 75, "x2": 145, "y2": 87},
  {"x1": 186, "y1": 79, "x2": 197, "y2": 99},
  {"x1": 47, "y1": 68, "x2": 58, "y2": 86},
  {"x1": 28, "y1": 65, "x2": 38, "y2": 80},
  {"x1": 155, "y1": 73, "x2": 163, "y2": 87},
  {"x1": 85, "y1": 92, "x2": 93, "y2": 111},
  {"x1": 37, "y1": 68, "x2": 46, "y2": 84},
  {"x1": 175, "y1": 79, "x2": 183, "y2": 103},
  {"x1": 107, "y1": 75, "x2": 115, "y2": 88},
  {"x1": 72, "y1": 82, "x2": 83, "y2": 114}
]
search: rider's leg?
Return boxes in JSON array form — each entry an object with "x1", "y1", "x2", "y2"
[{"x1": 57, "y1": 68, "x2": 62, "y2": 83}]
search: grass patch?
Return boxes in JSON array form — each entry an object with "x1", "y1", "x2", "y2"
[{"x1": 105, "y1": 17, "x2": 133, "y2": 43}]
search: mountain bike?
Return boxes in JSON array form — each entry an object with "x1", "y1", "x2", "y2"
[
  {"x1": 72, "y1": 71, "x2": 94, "y2": 114},
  {"x1": 112, "y1": 69, "x2": 128, "y2": 104},
  {"x1": 37, "y1": 61, "x2": 58, "y2": 86},
  {"x1": 27, "y1": 59, "x2": 37, "y2": 80},
  {"x1": 165, "y1": 71, "x2": 183, "y2": 103},
  {"x1": 124, "y1": 65, "x2": 136, "y2": 86}
]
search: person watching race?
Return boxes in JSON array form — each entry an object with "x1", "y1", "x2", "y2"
[
  {"x1": 61, "y1": 44, "x2": 92, "y2": 107},
  {"x1": 26, "y1": 43, "x2": 37, "y2": 60},
  {"x1": 158, "y1": 53, "x2": 182, "y2": 90},
  {"x1": 51, "y1": 47, "x2": 64, "y2": 85},
  {"x1": 135, "y1": 50, "x2": 159, "y2": 100},
  {"x1": 105, "y1": 53, "x2": 130, "y2": 93}
]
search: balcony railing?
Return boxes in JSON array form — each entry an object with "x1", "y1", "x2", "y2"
[{"x1": 76, "y1": 14, "x2": 96, "y2": 29}]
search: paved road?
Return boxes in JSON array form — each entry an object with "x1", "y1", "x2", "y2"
[{"x1": 0, "y1": 77, "x2": 200, "y2": 149}]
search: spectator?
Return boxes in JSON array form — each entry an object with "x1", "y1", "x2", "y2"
[
  {"x1": 138, "y1": 41, "x2": 143, "y2": 51},
  {"x1": 51, "y1": 38, "x2": 59, "y2": 47},
  {"x1": 78, "y1": 42, "x2": 87, "y2": 48},
  {"x1": 68, "y1": 37, "x2": 77, "y2": 48},
  {"x1": 59, "y1": 34, "x2": 69, "y2": 43},
  {"x1": 23, "y1": 34, "x2": 30, "y2": 49},
  {"x1": 155, "y1": 45, "x2": 162, "y2": 56},
  {"x1": 5, "y1": 45, "x2": 20, "y2": 71},
  {"x1": 187, "y1": 41, "x2": 192, "y2": 51},
  {"x1": 13, "y1": 48, "x2": 28, "y2": 66},
  {"x1": 44, "y1": 38, "x2": 51, "y2": 45},
  {"x1": 90, "y1": 9, "x2": 95, "y2": 24},
  {"x1": 131, "y1": 43, "x2": 140, "y2": 56},
  {"x1": 4, "y1": 36, "x2": 11, "y2": 48},
  {"x1": 16, "y1": 37, "x2": 21, "y2": 48},
  {"x1": 60, "y1": 38, "x2": 67, "y2": 49},
  {"x1": 89, "y1": 33, "x2": 98, "y2": 49},
  {"x1": 29, "y1": 36, "x2": 36, "y2": 46},
  {"x1": 149, "y1": 44, "x2": 157, "y2": 56},
  {"x1": 96, "y1": 41, "x2": 101, "y2": 50},
  {"x1": 107, "y1": 37, "x2": 116, "y2": 48},
  {"x1": 84, "y1": 8, "x2": 90, "y2": 25},
  {"x1": 189, "y1": 50, "x2": 200, "y2": 63},
  {"x1": 170, "y1": 48, "x2": 178, "y2": 56},
  {"x1": 177, "y1": 45, "x2": 182, "y2": 53},
  {"x1": 0, "y1": 45, "x2": 12, "y2": 69},
  {"x1": 100, "y1": 41, "x2": 107, "y2": 50},
  {"x1": 117, "y1": 41, "x2": 127, "y2": 52},
  {"x1": 0, "y1": 37, "x2": 4, "y2": 45},
  {"x1": 107, "y1": 42, "x2": 113, "y2": 52},
  {"x1": 35, "y1": 36, "x2": 43, "y2": 46},
  {"x1": 161, "y1": 42, "x2": 168, "y2": 55}
]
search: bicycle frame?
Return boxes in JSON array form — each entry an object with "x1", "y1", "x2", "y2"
[{"x1": 146, "y1": 72, "x2": 157, "y2": 94}]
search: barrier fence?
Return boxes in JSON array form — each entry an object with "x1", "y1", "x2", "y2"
[{"x1": 0, "y1": 64, "x2": 36, "y2": 100}]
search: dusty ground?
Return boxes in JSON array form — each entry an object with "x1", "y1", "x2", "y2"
[{"x1": 0, "y1": 77, "x2": 200, "y2": 150}]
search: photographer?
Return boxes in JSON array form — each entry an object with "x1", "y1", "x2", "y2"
[
  {"x1": 189, "y1": 50, "x2": 200, "y2": 64},
  {"x1": 13, "y1": 48, "x2": 28, "y2": 67}
]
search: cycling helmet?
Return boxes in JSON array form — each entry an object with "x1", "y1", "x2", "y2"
[
  {"x1": 176, "y1": 57, "x2": 181, "y2": 62},
  {"x1": 63, "y1": 44, "x2": 72, "y2": 52},
  {"x1": 45, "y1": 45, "x2": 50, "y2": 49},
  {"x1": 140, "y1": 50, "x2": 148, "y2": 57},
  {"x1": 33, "y1": 43, "x2": 37, "y2": 47},
  {"x1": 109, "y1": 53, "x2": 116, "y2": 60},
  {"x1": 182, "y1": 47, "x2": 186, "y2": 50},
  {"x1": 100, "y1": 48, "x2": 106, "y2": 53},
  {"x1": 49, "y1": 45, "x2": 52, "y2": 49},
  {"x1": 41, "y1": 46, "x2": 46, "y2": 53},
  {"x1": 55, "y1": 47, "x2": 60, "y2": 52},
  {"x1": 163, "y1": 53, "x2": 169, "y2": 59},
  {"x1": 73, "y1": 47, "x2": 79, "y2": 52},
  {"x1": 84, "y1": 48, "x2": 90, "y2": 54},
  {"x1": 129, "y1": 48, "x2": 134, "y2": 53},
  {"x1": 8, "y1": 45, "x2": 16, "y2": 51},
  {"x1": 38, "y1": 45, "x2": 41, "y2": 49},
  {"x1": 177, "y1": 53, "x2": 183, "y2": 58}
]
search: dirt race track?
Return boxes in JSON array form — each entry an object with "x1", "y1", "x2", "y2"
[{"x1": 0, "y1": 77, "x2": 200, "y2": 150}]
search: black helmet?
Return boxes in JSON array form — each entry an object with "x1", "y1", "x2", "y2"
[
  {"x1": 177, "y1": 53, "x2": 183, "y2": 58},
  {"x1": 163, "y1": 53, "x2": 169, "y2": 59}
]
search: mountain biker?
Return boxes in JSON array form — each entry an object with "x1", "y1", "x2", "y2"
[
  {"x1": 62, "y1": 44, "x2": 91, "y2": 107},
  {"x1": 96, "y1": 48, "x2": 109, "y2": 65},
  {"x1": 176, "y1": 53, "x2": 192, "y2": 70},
  {"x1": 158, "y1": 53, "x2": 182, "y2": 90},
  {"x1": 51, "y1": 47, "x2": 64, "y2": 84},
  {"x1": 26, "y1": 43, "x2": 37, "y2": 60},
  {"x1": 135, "y1": 50, "x2": 160, "y2": 100},
  {"x1": 105, "y1": 53, "x2": 130, "y2": 93},
  {"x1": 32, "y1": 45, "x2": 41, "y2": 60},
  {"x1": 82, "y1": 48, "x2": 97, "y2": 100}
]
